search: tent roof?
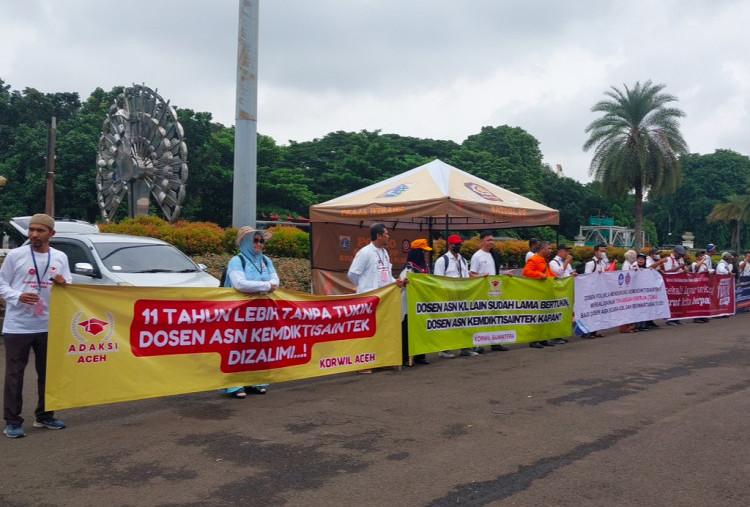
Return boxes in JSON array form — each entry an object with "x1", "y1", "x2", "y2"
[{"x1": 309, "y1": 159, "x2": 558, "y2": 230}]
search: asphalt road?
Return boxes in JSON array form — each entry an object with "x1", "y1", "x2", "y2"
[{"x1": 1, "y1": 315, "x2": 749, "y2": 506}]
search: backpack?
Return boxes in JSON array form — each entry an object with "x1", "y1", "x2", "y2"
[
  {"x1": 221, "y1": 254, "x2": 268, "y2": 287},
  {"x1": 436, "y1": 253, "x2": 467, "y2": 276},
  {"x1": 575, "y1": 262, "x2": 587, "y2": 275}
]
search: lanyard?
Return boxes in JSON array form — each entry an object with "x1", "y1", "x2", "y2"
[
  {"x1": 30, "y1": 245, "x2": 51, "y2": 293},
  {"x1": 244, "y1": 253, "x2": 264, "y2": 276}
]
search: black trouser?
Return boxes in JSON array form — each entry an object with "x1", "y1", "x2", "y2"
[{"x1": 3, "y1": 332, "x2": 53, "y2": 425}]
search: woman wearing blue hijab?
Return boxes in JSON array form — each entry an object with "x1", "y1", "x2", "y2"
[{"x1": 221, "y1": 226, "x2": 279, "y2": 397}]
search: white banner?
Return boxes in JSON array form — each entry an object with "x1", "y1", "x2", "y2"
[{"x1": 574, "y1": 270, "x2": 671, "y2": 333}]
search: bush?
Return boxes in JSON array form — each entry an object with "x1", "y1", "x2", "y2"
[{"x1": 264, "y1": 225, "x2": 310, "y2": 259}]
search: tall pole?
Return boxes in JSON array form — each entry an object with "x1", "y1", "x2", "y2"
[
  {"x1": 233, "y1": 0, "x2": 259, "y2": 228},
  {"x1": 45, "y1": 117, "x2": 56, "y2": 216}
]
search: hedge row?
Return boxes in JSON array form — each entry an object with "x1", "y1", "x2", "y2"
[
  {"x1": 98, "y1": 216, "x2": 310, "y2": 258},
  {"x1": 97, "y1": 217, "x2": 676, "y2": 268}
]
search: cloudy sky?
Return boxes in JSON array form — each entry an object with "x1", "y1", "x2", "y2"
[{"x1": 2, "y1": 0, "x2": 749, "y2": 183}]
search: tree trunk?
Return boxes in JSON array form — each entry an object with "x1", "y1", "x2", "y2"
[{"x1": 634, "y1": 185, "x2": 644, "y2": 250}]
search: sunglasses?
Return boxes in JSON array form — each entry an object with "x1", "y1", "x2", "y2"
[{"x1": 253, "y1": 237, "x2": 265, "y2": 244}]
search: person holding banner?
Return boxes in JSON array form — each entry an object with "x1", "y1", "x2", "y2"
[
  {"x1": 523, "y1": 241, "x2": 564, "y2": 348},
  {"x1": 348, "y1": 223, "x2": 406, "y2": 294},
  {"x1": 469, "y1": 231, "x2": 510, "y2": 352},
  {"x1": 221, "y1": 226, "x2": 279, "y2": 397},
  {"x1": 692, "y1": 251, "x2": 709, "y2": 273},
  {"x1": 716, "y1": 251, "x2": 734, "y2": 275},
  {"x1": 0, "y1": 213, "x2": 72, "y2": 438},
  {"x1": 584, "y1": 244, "x2": 610, "y2": 274},
  {"x1": 549, "y1": 244, "x2": 575, "y2": 279},
  {"x1": 704, "y1": 244, "x2": 718, "y2": 273},
  {"x1": 739, "y1": 252, "x2": 750, "y2": 277},
  {"x1": 655, "y1": 245, "x2": 689, "y2": 326},
  {"x1": 400, "y1": 239, "x2": 431, "y2": 365},
  {"x1": 348, "y1": 223, "x2": 407, "y2": 373},
  {"x1": 433, "y1": 235, "x2": 476, "y2": 358}
]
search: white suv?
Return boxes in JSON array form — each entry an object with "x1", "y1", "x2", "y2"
[{"x1": 10, "y1": 217, "x2": 219, "y2": 287}]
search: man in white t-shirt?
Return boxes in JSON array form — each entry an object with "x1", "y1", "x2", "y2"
[
  {"x1": 0, "y1": 214, "x2": 72, "y2": 438},
  {"x1": 469, "y1": 231, "x2": 509, "y2": 352},
  {"x1": 470, "y1": 231, "x2": 497, "y2": 277},
  {"x1": 434, "y1": 235, "x2": 475, "y2": 358}
]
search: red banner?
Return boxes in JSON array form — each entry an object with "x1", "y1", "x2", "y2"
[
  {"x1": 662, "y1": 273, "x2": 735, "y2": 319},
  {"x1": 131, "y1": 296, "x2": 380, "y2": 373}
]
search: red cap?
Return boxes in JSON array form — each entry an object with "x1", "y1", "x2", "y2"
[{"x1": 447, "y1": 235, "x2": 462, "y2": 245}]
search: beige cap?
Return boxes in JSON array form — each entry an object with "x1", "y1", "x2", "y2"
[{"x1": 29, "y1": 213, "x2": 55, "y2": 231}]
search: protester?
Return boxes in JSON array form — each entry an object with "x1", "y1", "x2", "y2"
[
  {"x1": 634, "y1": 253, "x2": 655, "y2": 331},
  {"x1": 0, "y1": 214, "x2": 72, "y2": 438},
  {"x1": 620, "y1": 250, "x2": 638, "y2": 270},
  {"x1": 739, "y1": 252, "x2": 750, "y2": 277},
  {"x1": 469, "y1": 231, "x2": 509, "y2": 352},
  {"x1": 580, "y1": 244, "x2": 609, "y2": 337},
  {"x1": 716, "y1": 251, "x2": 734, "y2": 275},
  {"x1": 348, "y1": 223, "x2": 406, "y2": 293},
  {"x1": 584, "y1": 244, "x2": 609, "y2": 273},
  {"x1": 348, "y1": 223, "x2": 407, "y2": 372},
  {"x1": 400, "y1": 239, "x2": 431, "y2": 365},
  {"x1": 522, "y1": 241, "x2": 563, "y2": 348},
  {"x1": 704, "y1": 244, "x2": 717, "y2": 273},
  {"x1": 618, "y1": 250, "x2": 640, "y2": 333},
  {"x1": 654, "y1": 245, "x2": 688, "y2": 326},
  {"x1": 221, "y1": 226, "x2": 278, "y2": 397},
  {"x1": 525, "y1": 238, "x2": 540, "y2": 263},
  {"x1": 549, "y1": 244, "x2": 575, "y2": 279},
  {"x1": 433, "y1": 235, "x2": 475, "y2": 358},
  {"x1": 646, "y1": 248, "x2": 660, "y2": 268},
  {"x1": 692, "y1": 251, "x2": 708, "y2": 273}
]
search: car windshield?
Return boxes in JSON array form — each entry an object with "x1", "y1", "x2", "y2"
[{"x1": 92, "y1": 243, "x2": 199, "y2": 273}]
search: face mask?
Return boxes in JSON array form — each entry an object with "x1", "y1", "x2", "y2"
[{"x1": 450, "y1": 244, "x2": 461, "y2": 253}]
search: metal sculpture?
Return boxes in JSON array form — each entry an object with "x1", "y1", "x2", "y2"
[{"x1": 96, "y1": 84, "x2": 188, "y2": 223}]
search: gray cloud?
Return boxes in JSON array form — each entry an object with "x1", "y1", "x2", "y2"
[{"x1": 2, "y1": 0, "x2": 749, "y2": 183}]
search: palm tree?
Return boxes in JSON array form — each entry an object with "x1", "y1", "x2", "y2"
[
  {"x1": 707, "y1": 194, "x2": 750, "y2": 251},
  {"x1": 584, "y1": 81, "x2": 688, "y2": 250}
]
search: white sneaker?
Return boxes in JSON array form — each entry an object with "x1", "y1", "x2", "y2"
[
  {"x1": 460, "y1": 348, "x2": 479, "y2": 357},
  {"x1": 438, "y1": 351, "x2": 455, "y2": 359}
]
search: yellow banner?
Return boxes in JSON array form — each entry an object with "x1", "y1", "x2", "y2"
[{"x1": 46, "y1": 284, "x2": 401, "y2": 410}]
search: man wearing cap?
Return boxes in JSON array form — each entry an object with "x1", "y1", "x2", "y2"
[
  {"x1": 434, "y1": 235, "x2": 476, "y2": 358},
  {"x1": 704, "y1": 244, "x2": 717, "y2": 273},
  {"x1": 0, "y1": 214, "x2": 72, "y2": 438},
  {"x1": 549, "y1": 244, "x2": 575, "y2": 279}
]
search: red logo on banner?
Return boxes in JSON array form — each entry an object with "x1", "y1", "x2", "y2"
[{"x1": 130, "y1": 297, "x2": 380, "y2": 372}]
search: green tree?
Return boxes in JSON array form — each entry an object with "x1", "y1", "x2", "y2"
[
  {"x1": 707, "y1": 194, "x2": 750, "y2": 251},
  {"x1": 584, "y1": 80, "x2": 688, "y2": 249}
]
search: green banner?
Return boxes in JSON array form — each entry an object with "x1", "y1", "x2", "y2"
[{"x1": 406, "y1": 274, "x2": 574, "y2": 354}]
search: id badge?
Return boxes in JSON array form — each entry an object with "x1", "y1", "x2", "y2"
[
  {"x1": 380, "y1": 267, "x2": 389, "y2": 282},
  {"x1": 33, "y1": 298, "x2": 46, "y2": 316}
]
